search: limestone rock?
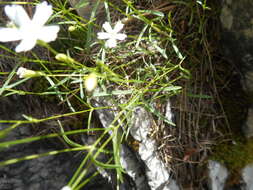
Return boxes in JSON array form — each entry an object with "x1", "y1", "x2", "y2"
[
  {"x1": 221, "y1": 0, "x2": 253, "y2": 138},
  {"x1": 242, "y1": 164, "x2": 253, "y2": 190},
  {"x1": 208, "y1": 160, "x2": 228, "y2": 190}
]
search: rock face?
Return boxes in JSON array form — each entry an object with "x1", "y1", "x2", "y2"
[
  {"x1": 208, "y1": 160, "x2": 253, "y2": 190},
  {"x1": 219, "y1": 1, "x2": 253, "y2": 190},
  {"x1": 208, "y1": 160, "x2": 228, "y2": 190},
  {"x1": 0, "y1": 125, "x2": 74, "y2": 190},
  {"x1": 220, "y1": 0, "x2": 253, "y2": 137},
  {"x1": 0, "y1": 124, "x2": 112, "y2": 190},
  {"x1": 242, "y1": 164, "x2": 253, "y2": 190},
  {"x1": 90, "y1": 94, "x2": 178, "y2": 190}
]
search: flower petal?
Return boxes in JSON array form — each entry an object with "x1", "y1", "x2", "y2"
[
  {"x1": 113, "y1": 21, "x2": 124, "y2": 33},
  {"x1": 0, "y1": 28, "x2": 21, "y2": 42},
  {"x1": 17, "y1": 67, "x2": 26, "y2": 78},
  {"x1": 38, "y1": 25, "x2": 60, "y2": 42},
  {"x1": 15, "y1": 37, "x2": 37, "y2": 52},
  {"x1": 4, "y1": 5, "x2": 31, "y2": 27},
  {"x1": 32, "y1": 1, "x2": 53, "y2": 26},
  {"x1": 115, "y1": 33, "x2": 127, "y2": 41},
  {"x1": 105, "y1": 38, "x2": 117, "y2": 48},
  {"x1": 102, "y1": 22, "x2": 113, "y2": 33},
  {"x1": 97, "y1": 32, "x2": 111, "y2": 40}
]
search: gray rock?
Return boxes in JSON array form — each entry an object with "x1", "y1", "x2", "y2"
[
  {"x1": 244, "y1": 108, "x2": 253, "y2": 138},
  {"x1": 130, "y1": 106, "x2": 178, "y2": 190},
  {"x1": 208, "y1": 160, "x2": 228, "y2": 190},
  {"x1": 0, "y1": 126, "x2": 76, "y2": 190},
  {"x1": 220, "y1": 0, "x2": 253, "y2": 138},
  {"x1": 0, "y1": 122, "x2": 112, "y2": 190},
  {"x1": 91, "y1": 94, "x2": 150, "y2": 190},
  {"x1": 90, "y1": 90, "x2": 179, "y2": 190},
  {"x1": 242, "y1": 164, "x2": 253, "y2": 190}
]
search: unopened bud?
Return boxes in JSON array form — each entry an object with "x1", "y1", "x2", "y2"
[
  {"x1": 68, "y1": 25, "x2": 76, "y2": 32},
  {"x1": 17, "y1": 67, "x2": 42, "y2": 78},
  {"x1": 84, "y1": 73, "x2": 98, "y2": 92},
  {"x1": 55, "y1": 53, "x2": 75, "y2": 63}
]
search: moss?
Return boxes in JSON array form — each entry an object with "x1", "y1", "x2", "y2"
[
  {"x1": 213, "y1": 58, "x2": 252, "y2": 174},
  {"x1": 212, "y1": 137, "x2": 253, "y2": 172}
]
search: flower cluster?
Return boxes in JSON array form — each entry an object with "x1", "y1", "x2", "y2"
[
  {"x1": 0, "y1": 1, "x2": 127, "y2": 92},
  {"x1": 0, "y1": 1, "x2": 127, "y2": 52}
]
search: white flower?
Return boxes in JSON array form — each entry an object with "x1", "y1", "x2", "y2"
[
  {"x1": 0, "y1": 1, "x2": 60, "y2": 52},
  {"x1": 97, "y1": 21, "x2": 127, "y2": 48}
]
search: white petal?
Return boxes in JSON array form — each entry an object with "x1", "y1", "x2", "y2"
[
  {"x1": 15, "y1": 37, "x2": 37, "y2": 52},
  {"x1": 113, "y1": 21, "x2": 124, "y2": 33},
  {"x1": 4, "y1": 5, "x2": 31, "y2": 27},
  {"x1": 16, "y1": 67, "x2": 26, "y2": 78},
  {"x1": 102, "y1": 22, "x2": 113, "y2": 33},
  {"x1": 97, "y1": 32, "x2": 111, "y2": 40},
  {"x1": 105, "y1": 39, "x2": 117, "y2": 48},
  {"x1": 115, "y1": 33, "x2": 127, "y2": 41},
  {"x1": 0, "y1": 28, "x2": 21, "y2": 42},
  {"x1": 38, "y1": 25, "x2": 60, "y2": 42},
  {"x1": 32, "y1": 1, "x2": 53, "y2": 26},
  {"x1": 4, "y1": 6, "x2": 16, "y2": 22}
]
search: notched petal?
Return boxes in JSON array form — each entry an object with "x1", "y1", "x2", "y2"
[
  {"x1": 102, "y1": 22, "x2": 113, "y2": 33},
  {"x1": 113, "y1": 21, "x2": 124, "y2": 33},
  {"x1": 5, "y1": 5, "x2": 31, "y2": 27},
  {"x1": 33, "y1": 1, "x2": 53, "y2": 26}
]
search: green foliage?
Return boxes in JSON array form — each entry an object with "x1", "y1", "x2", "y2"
[
  {"x1": 0, "y1": 0, "x2": 216, "y2": 189},
  {"x1": 212, "y1": 138, "x2": 253, "y2": 172}
]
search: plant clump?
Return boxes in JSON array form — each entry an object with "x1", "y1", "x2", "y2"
[{"x1": 0, "y1": 0, "x2": 244, "y2": 189}]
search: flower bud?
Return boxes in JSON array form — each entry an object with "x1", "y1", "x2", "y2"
[
  {"x1": 84, "y1": 73, "x2": 98, "y2": 92},
  {"x1": 17, "y1": 67, "x2": 39, "y2": 78},
  {"x1": 55, "y1": 53, "x2": 74, "y2": 63},
  {"x1": 68, "y1": 25, "x2": 76, "y2": 32}
]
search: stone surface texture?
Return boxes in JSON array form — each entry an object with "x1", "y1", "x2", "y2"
[
  {"x1": 208, "y1": 160, "x2": 228, "y2": 190},
  {"x1": 220, "y1": 0, "x2": 253, "y2": 138},
  {"x1": 0, "y1": 125, "x2": 73, "y2": 190},
  {"x1": 242, "y1": 164, "x2": 253, "y2": 190},
  {"x1": 90, "y1": 91, "x2": 178, "y2": 190},
  {"x1": 130, "y1": 106, "x2": 179, "y2": 190},
  {"x1": 0, "y1": 123, "x2": 112, "y2": 190},
  {"x1": 219, "y1": 1, "x2": 253, "y2": 190},
  {"x1": 91, "y1": 94, "x2": 150, "y2": 190}
]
